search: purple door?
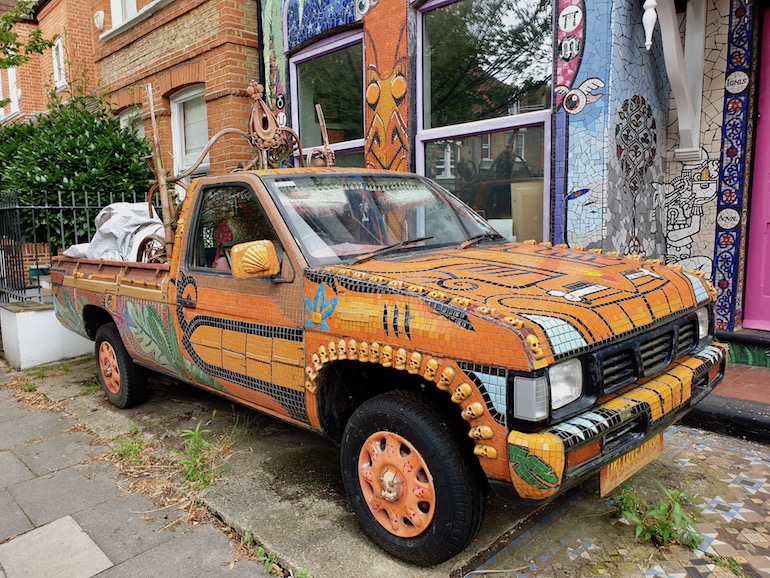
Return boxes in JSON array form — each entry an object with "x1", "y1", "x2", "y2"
[{"x1": 743, "y1": 8, "x2": 770, "y2": 330}]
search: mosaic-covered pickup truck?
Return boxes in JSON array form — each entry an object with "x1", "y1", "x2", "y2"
[{"x1": 52, "y1": 167, "x2": 726, "y2": 566}]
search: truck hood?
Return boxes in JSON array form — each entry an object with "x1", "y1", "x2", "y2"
[{"x1": 312, "y1": 242, "x2": 714, "y2": 361}]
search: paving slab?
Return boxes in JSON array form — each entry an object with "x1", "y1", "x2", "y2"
[
  {"x1": 16, "y1": 431, "x2": 110, "y2": 476},
  {"x1": 97, "y1": 522, "x2": 269, "y2": 578},
  {"x1": 0, "y1": 390, "x2": 21, "y2": 423},
  {"x1": 0, "y1": 451, "x2": 34, "y2": 488},
  {"x1": 0, "y1": 515, "x2": 112, "y2": 578},
  {"x1": 0, "y1": 410, "x2": 70, "y2": 451},
  {"x1": 0, "y1": 488, "x2": 33, "y2": 543},
  {"x1": 7, "y1": 461, "x2": 121, "y2": 526},
  {"x1": 72, "y1": 493, "x2": 185, "y2": 565}
]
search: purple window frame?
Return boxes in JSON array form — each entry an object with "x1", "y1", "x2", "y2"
[{"x1": 415, "y1": 0, "x2": 552, "y2": 239}]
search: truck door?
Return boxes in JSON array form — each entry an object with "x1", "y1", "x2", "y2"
[{"x1": 174, "y1": 180, "x2": 309, "y2": 425}]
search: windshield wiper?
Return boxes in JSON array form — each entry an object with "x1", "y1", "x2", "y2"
[
  {"x1": 354, "y1": 236, "x2": 435, "y2": 264},
  {"x1": 458, "y1": 232, "x2": 503, "y2": 249}
]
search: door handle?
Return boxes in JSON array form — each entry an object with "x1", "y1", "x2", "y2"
[{"x1": 179, "y1": 297, "x2": 197, "y2": 309}]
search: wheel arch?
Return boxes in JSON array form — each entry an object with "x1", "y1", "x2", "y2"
[
  {"x1": 315, "y1": 361, "x2": 477, "y2": 459},
  {"x1": 83, "y1": 305, "x2": 116, "y2": 340}
]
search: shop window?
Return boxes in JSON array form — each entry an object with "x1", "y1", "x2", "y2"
[
  {"x1": 171, "y1": 85, "x2": 209, "y2": 181},
  {"x1": 119, "y1": 106, "x2": 144, "y2": 139},
  {"x1": 52, "y1": 37, "x2": 66, "y2": 90},
  {"x1": 290, "y1": 33, "x2": 364, "y2": 165},
  {"x1": 417, "y1": 0, "x2": 552, "y2": 242},
  {"x1": 109, "y1": 0, "x2": 137, "y2": 27}
]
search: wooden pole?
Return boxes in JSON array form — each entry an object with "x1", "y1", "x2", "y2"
[{"x1": 145, "y1": 83, "x2": 175, "y2": 258}]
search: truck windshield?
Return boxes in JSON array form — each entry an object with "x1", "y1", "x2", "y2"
[{"x1": 262, "y1": 173, "x2": 497, "y2": 265}]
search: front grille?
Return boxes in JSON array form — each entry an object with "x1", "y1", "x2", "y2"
[
  {"x1": 640, "y1": 332, "x2": 673, "y2": 374},
  {"x1": 595, "y1": 313, "x2": 701, "y2": 395}
]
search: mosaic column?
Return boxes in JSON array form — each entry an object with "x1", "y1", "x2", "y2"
[
  {"x1": 712, "y1": 0, "x2": 754, "y2": 331},
  {"x1": 361, "y1": 0, "x2": 411, "y2": 172}
]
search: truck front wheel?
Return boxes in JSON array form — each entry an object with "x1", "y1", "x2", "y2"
[
  {"x1": 340, "y1": 392, "x2": 484, "y2": 566},
  {"x1": 94, "y1": 323, "x2": 148, "y2": 408}
]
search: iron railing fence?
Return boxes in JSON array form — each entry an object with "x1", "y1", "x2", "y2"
[{"x1": 0, "y1": 189, "x2": 155, "y2": 304}]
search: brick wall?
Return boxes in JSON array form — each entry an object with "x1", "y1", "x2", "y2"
[{"x1": 95, "y1": 0, "x2": 260, "y2": 176}]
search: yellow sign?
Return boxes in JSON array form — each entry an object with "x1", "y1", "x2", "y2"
[{"x1": 599, "y1": 433, "x2": 664, "y2": 496}]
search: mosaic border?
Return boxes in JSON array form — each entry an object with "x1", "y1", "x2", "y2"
[{"x1": 712, "y1": 0, "x2": 754, "y2": 331}]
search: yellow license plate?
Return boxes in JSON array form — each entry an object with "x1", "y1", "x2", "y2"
[{"x1": 599, "y1": 433, "x2": 664, "y2": 496}]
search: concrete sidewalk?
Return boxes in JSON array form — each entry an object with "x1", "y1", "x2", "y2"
[
  {"x1": 1, "y1": 356, "x2": 768, "y2": 578},
  {"x1": 0, "y1": 370, "x2": 270, "y2": 578}
]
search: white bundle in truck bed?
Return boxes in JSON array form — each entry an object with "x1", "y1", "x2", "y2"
[{"x1": 63, "y1": 202, "x2": 164, "y2": 261}]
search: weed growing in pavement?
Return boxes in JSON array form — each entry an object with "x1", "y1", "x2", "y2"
[
  {"x1": 255, "y1": 546, "x2": 282, "y2": 576},
  {"x1": 59, "y1": 361, "x2": 71, "y2": 372},
  {"x1": 22, "y1": 382, "x2": 37, "y2": 392},
  {"x1": 179, "y1": 421, "x2": 214, "y2": 489},
  {"x1": 80, "y1": 378, "x2": 101, "y2": 394},
  {"x1": 710, "y1": 554, "x2": 750, "y2": 577},
  {"x1": 113, "y1": 421, "x2": 144, "y2": 462},
  {"x1": 613, "y1": 480, "x2": 702, "y2": 549}
]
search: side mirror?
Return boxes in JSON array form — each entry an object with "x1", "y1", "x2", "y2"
[{"x1": 230, "y1": 240, "x2": 280, "y2": 279}]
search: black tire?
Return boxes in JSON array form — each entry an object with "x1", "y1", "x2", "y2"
[
  {"x1": 340, "y1": 391, "x2": 485, "y2": 566},
  {"x1": 94, "y1": 323, "x2": 148, "y2": 408}
]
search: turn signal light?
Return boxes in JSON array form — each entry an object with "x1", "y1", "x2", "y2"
[{"x1": 567, "y1": 440, "x2": 602, "y2": 469}]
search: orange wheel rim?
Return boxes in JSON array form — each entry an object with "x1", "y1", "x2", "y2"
[
  {"x1": 98, "y1": 342, "x2": 121, "y2": 394},
  {"x1": 357, "y1": 431, "x2": 436, "y2": 538}
]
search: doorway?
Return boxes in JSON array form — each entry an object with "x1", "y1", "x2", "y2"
[{"x1": 742, "y1": 7, "x2": 770, "y2": 330}]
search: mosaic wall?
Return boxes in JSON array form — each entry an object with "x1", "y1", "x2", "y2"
[
  {"x1": 662, "y1": 1, "x2": 728, "y2": 289},
  {"x1": 554, "y1": 0, "x2": 669, "y2": 254},
  {"x1": 711, "y1": 0, "x2": 754, "y2": 331},
  {"x1": 661, "y1": 0, "x2": 755, "y2": 331},
  {"x1": 261, "y1": 0, "x2": 412, "y2": 172},
  {"x1": 553, "y1": 0, "x2": 608, "y2": 245}
]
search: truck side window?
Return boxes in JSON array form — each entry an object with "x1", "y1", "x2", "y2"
[{"x1": 192, "y1": 184, "x2": 284, "y2": 271}]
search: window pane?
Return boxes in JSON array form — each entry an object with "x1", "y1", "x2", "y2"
[
  {"x1": 425, "y1": 126, "x2": 546, "y2": 242},
  {"x1": 264, "y1": 174, "x2": 494, "y2": 265},
  {"x1": 334, "y1": 150, "x2": 365, "y2": 168},
  {"x1": 183, "y1": 96, "x2": 208, "y2": 165},
  {"x1": 423, "y1": 0, "x2": 552, "y2": 129},
  {"x1": 297, "y1": 43, "x2": 363, "y2": 147},
  {"x1": 193, "y1": 185, "x2": 284, "y2": 270}
]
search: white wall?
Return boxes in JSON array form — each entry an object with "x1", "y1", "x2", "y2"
[{"x1": 1, "y1": 305, "x2": 93, "y2": 370}]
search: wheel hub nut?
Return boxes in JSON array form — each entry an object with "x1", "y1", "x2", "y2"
[{"x1": 379, "y1": 467, "x2": 403, "y2": 502}]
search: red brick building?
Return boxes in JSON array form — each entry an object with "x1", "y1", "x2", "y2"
[{"x1": 1, "y1": 0, "x2": 260, "y2": 185}]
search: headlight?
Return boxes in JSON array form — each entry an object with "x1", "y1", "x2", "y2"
[
  {"x1": 549, "y1": 358, "x2": 583, "y2": 410},
  {"x1": 696, "y1": 307, "x2": 710, "y2": 341}
]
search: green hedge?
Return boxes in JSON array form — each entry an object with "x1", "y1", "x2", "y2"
[{"x1": 0, "y1": 95, "x2": 153, "y2": 248}]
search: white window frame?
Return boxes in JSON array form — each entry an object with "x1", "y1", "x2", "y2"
[
  {"x1": 109, "y1": 0, "x2": 137, "y2": 28},
  {"x1": 101, "y1": 0, "x2": 174, "y2": 40},
  {"x1": 289, "y1": 30, "x2": 365, "y2": 164},
  {"x1": 119, "y1": 105, "x2": 144, "y2": 138},
  {"x1": 52, "y1": 37, "x2": 66, "y2": 90},
  {"x1": 481, "y1": 133, "x2": 491, "y2": 161},
  {"x1": 8, "y1": 68, "x2": 19, "y2": 115},
  {"x1": 415, "y1": 0, "x2": 552, "y2": 236},
  {"x1": 170, "y1": 85, "x2": 209, "y2": 180}
]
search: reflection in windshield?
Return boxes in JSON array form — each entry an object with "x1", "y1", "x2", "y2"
[{"x1": 263, "y1": 174, "x2": 495, "y2": 265}]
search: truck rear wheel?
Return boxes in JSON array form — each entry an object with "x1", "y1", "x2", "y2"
[
  {"x1": 340, "y1": 391, "x2": 484, "y2": 566},
  {"x1": 95, "y1": 323, "x2": 148, "y2": 408}
]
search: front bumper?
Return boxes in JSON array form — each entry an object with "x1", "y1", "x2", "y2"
[{"x1": 504, "y1": 343, "x2": 726, "y2": 500}]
